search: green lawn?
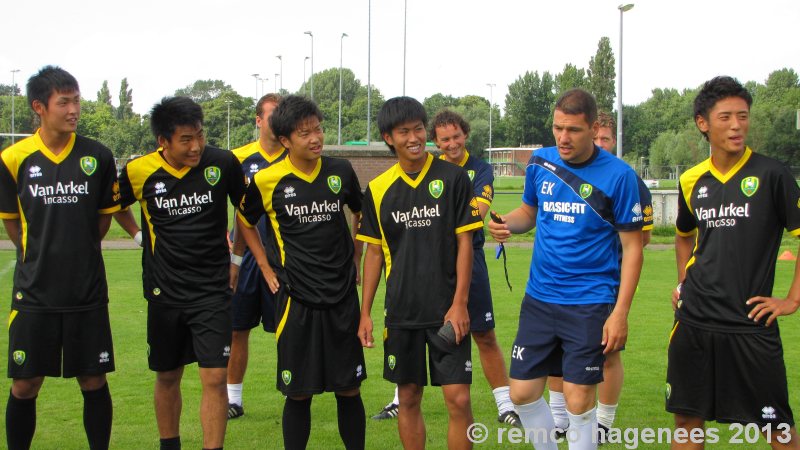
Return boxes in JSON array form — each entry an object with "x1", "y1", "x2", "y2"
[{"x1": 0, "y1": 246, "x2": 798, "y2": 449}]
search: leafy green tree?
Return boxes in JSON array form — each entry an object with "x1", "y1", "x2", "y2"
[
  {"x1": 0, "y1": 84, "x2": 21, "y2": 96},
  {"x1": 0, "y1": 95, "x2": 36, "y2": 149},
  {"x1": 423, "y1": 93, "x2": 458, "y2": 119},
  {"x1": 117, "y1": 78, "x2": 133, "y2": 120},
  {"x1": 78, "y1": 100, "x2": 116, "y2": 140},
  {"x1": 555, "y1": 63, "x2": 587, "y2": 96},
  {"x1": 504, "y1": 71, "x2": 555, "y2": 147},
  {"x1": 587, "y1": 37, "x2": 616, "y2": 111},
  {"x1": 97, "y1": 81, "x2": 112, "y2": 106},
  {"x1": 175, "y1": 80, "x2": 235, "y2": 103}
]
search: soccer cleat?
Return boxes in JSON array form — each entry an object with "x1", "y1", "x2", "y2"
[
  {"x1": 371, "y1": 403, "x2": 399, "y2": 420},
  {"x1": 597, "y1": 424, "x2": 610, "y2": 445},
  {"x1": 497, "y1": 410, "x2": 522, "y2": 427},
  {"x1": 554, "y1": 427, "x2": 568, "y2": 441},
  {"x1": 227, "y1": 403, "x2": 244, "y2": 420}
]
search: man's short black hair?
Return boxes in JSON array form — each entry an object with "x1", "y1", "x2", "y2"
[
  {"x1": 269, "y1": 95, "x2": 323, "y2": 141},
  {"x1": 377, "y1": 96, "x2": 427, "y2": 153},
  {"x1": 554, "y1": 88, "x2": 597, "y2": 126},
  {"x1": 693, "y1": 76, "x2": 753, "y2": 139},
  {"x1": 429, "y1": 109, "x2": 470, "y2": 141},
  {"x1": 26, "y1": 66, "x2": 80, "y2": 111},
  {"x1": 150, "y1": 96, "x2": 204, "y2": 141}
]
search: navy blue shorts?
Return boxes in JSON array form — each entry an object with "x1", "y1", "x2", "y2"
[
  {"x1": 468, "y1": 248, "x2": 495, "y2": 332},
  {"x1": 509, "y1": 295, "x2": 612, "y2": 385},
  {"x1": 232, "y1": 251, "x2": 276, "y2": 332}
]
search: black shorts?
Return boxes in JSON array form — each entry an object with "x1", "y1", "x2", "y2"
[
  {"x1": 509, "y1": 295, "x2": 610, "y2": 385},
  {"x1": 8, "y1": 307, "x2": 114, "y2": 379},
  {"x1": 666, "y1": 321, "x2": 794, "y2": 426},
  {"x1": 383, "y1": 327, "x2": 472, "y2": 386},
  {"x1": 468, "y1": 248, "x2": 495, "y2": 332},
  {"x1": 147, "y1": 301, "x2": 232, "y2": 371},
  {"x1": 232, "y1": 252, "x2": 276, "y2": 332},
  {"x1": 275, "y1": 289, "x2": 366, "y2": 396}
]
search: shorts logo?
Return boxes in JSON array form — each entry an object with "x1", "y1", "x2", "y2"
[
  {"x1": 80, "y1": 157, "x2": 98, "y2": 176},
  {"x1": 467, "y1": 170, "x2": 475, "y2": 181},
  {"x1": 429, "y1": 180, "x2": 444, "y2": 199},
  {"x1": 204, "y1": 166, "x2": 221, "y2": 186},
  {"x1": 155, "y1": 182, "x2": 167, "y2": 194},
  {"x1": 741, "y1": 176, "x2": 759, "y2": 197},
  {"x1": 12, "y1": 350, "x2": 25, "y2": 365},
  {"x1": 465, "y1": 360, "x2": 472, "y2": 372},
  {"x1": 282, "y1": 370, "x2": 292, "y2": 385},
  {"x1": 99, "y1": 351, "x2": 110, "y2": 363},
  {"x1": 223, "y1": 346, "x2": 231, "y2": 357},
  {"x1": 356, "y1": 364, "x2": 363, "y2": 378},
  {"x1": 579, "y1": 184, "x2": 593, "y2": 199},
  {"x1": 14, "y1": 291, "x2": 22, "y2": 301},
  {"x1": 762, "y1": 406, "x2": 777, "y2": 420},
  {"x1": 327, "y1": 175, "x2": 342, "y2": 194},
  {"x1": 29, "y1": 166, "x2": 43, "y2": 178},
  {"x1": 153, "y1": 288, "x2": 161, "y2": 296},
  {"x1": 665, "y1": 383, "x2": 672, "y2": 400},
  {"x1": 485, "y1": 312, "x2": 493, "y2": 322},
  {"x1": 388, "y1": 355, "x2": 396, "y2": 370},
  {"x1": 585, "y1": 366, "x2": 600, "y2": 371}
]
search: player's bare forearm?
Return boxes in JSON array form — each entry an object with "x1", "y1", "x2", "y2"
[
  {"x1": 642, "y1": 229, "x2": 652, "y2": 247},
  {"x1": 231, "y1": 215, "x2": 246, "y2": 257},
  {"x1": 746, "y1": 243, "x2": 800, "y2": 326},
  {"x1": 603, "y1": 230, "x2": 642, "y2": 353},
  {"x1": 487, "y1": 203, "x2": 537, "y2": 243},
  {"x1": 113, "y1": 208, "x2": 140, "y2": 238},
  {"x1": 446, "y1": 231, "x2": 473, "y2": 342},
  {"x1": 3, "y1": 219, "x2": 20, "y2": 248},
  {"x1": 350, "y1": 211, "x2": 363, "y2": 284},
  {"x1": 477, "y1": 201, "x2": 490, "y2": 221},
  {"x1": 236, "y1": 215, "x2": 278, "y2": 292},
  {"x1": 358, "y1": 243, "x2": 382, "y2": 347},
  {"x1": 98, "y1": 214, "x2": 112, "y2": 239}
]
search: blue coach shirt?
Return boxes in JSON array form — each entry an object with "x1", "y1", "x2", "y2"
[{"x1": 523, "y1": 146, "x2": 643, "y2": 305}]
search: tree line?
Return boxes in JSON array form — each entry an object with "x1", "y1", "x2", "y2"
[{"x1": 1, "y1": 37, "x2": 798, "y2": 171}]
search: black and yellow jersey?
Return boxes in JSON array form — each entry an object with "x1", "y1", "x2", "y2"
[
  {"x1": 675, "y1": 148, "x2": 800, "y2": 332},
  {"x1": 239, "y1": 156, "x2": 362, "y2": 308},
  {"x1": 118, "y1": 146, "x2": 246, "y2": 306},
  {"x1": 232, "y1": 141, "x2": 287, "y2": 186},
  {"x1": 440, "y1": 150, "x2": 493, "y2": 249},
  {"x1": 0, "y1": 131, "x2": 120, "y2": 312},
  {"x1": 357, "y1": 154, "x2": 483, "y2": 329}
]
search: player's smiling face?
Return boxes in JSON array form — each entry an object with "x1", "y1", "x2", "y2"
[
  {"x1": 696, "y1": 96, "x2": 750, "y2": 156},
  {"x1": 159, "y1": 123, "x2": 206, "y2": 170},
  {"x1": 281, "y1": 116, "x2": 324, "y2": 164},
  {"x1": 552, "y1": 109, "x2": 598, "y2": 164},
  {"x1": 434, "y1": 124, "x2": 467, "y2": 163},
  {"x1": 385, "y1": 119, "x2": 427, "y2": 168},
  {"x1": 34, "y1": 89, "x2": 81, "y2": 135}
]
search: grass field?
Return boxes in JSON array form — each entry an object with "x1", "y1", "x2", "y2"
[{"x1": 0, "y1": 244, "x2": 798, "y2": 449}]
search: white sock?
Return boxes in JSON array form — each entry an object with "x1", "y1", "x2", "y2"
[
  {"x1": 566, "y1": 407, "x2": 597, "y2": 450},
  {"x1": 514, "y1": 398, "x2": 558, "y2": 450},
  {"x1": 390, "y1": 386, "x2": 399, "y2": 407},
  {"x1": 596, "y1": 402, "x2": 617, "y2": 429},
  {"x1": 493, "y1": 386, "x2": 514, "y2": 414},
  {"x1": 227, "y1": 383, "x2": 243, "y2": 406},
  {"x1": 548, "y1": 389, "x2": 569, "y2": 430}
]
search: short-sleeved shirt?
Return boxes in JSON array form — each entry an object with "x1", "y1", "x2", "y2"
[
  {"x1": 357, "y1": 154, "x2": 483, "y2": 329},
  {"x1": 440, "y1": 150, "x2": 493, "y2": 249},
  {"x1": 675, "y1": 147, "x2": 800, "y2": 332},
  {"x1": 523, "y1": 146, "x2": 643, "y2": 305},
  {"x1": 0, "y1": 131, "x2": 120, "y2": 312},
  {"x1": 637, "y1": 177, "x2": 654, "y2": 233},
  {"x1": 118, "y1": 146, "x2": 245, "y2": 307},
  {"x1": 239, "y1": 156, "x2": 362, "y2": 308},
  {"x1": 233, "y1": 142, "x2": 287, "y2": 243}
]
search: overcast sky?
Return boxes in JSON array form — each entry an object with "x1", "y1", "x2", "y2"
[{"x1": 3, "y1": 0, "x2": 798, "y2": 115}]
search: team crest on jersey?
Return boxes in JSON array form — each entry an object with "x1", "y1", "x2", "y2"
[
  {"x1": 14, "y1": 291, "x2": 22, "y2": 301},
  {"x1": 428, "y1": 180, "x2": 444, "y2": 199},
  {"x1": 579, "y1": 184, "x2": 593, "y2": 199},
  {"x1": 741, "y1": 176, "x2": 759, "y2": 197},
  {"x1": 204, "y1": 166, "x2": 221, "y2": 186},
  {"x1": 388, "y1": 355, "x2": 396, "y2": 370},
  {"x1": 12, "y1": 350, "x2": 25, "y2": 365},
  {"x1": 467, "y1": 170, "x2": 475, "y2": 181},
  {"x1": 327, "y1": 175, "x2": 342, "y2": 194},
  {"x1": 282, "y1": 370, "x2": 292, "y2": 385},
  {"x1": 80, "y1": 157, "x2": 97, "y2": 176}
]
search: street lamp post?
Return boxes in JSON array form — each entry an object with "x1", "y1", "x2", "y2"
[
  {"x1": 225, "y1": 99, "x2": 232, "y2": 150},
  {"x1": 367, "y1": 0, "x2": 372, "y2": 145},
  {"x1": 304, "y1": 31, "x2": 314, "y2": 100},
  {"x1": 486, "y1": 83, "x2": 495, "y2": 152},
  {"x1": 11, "y1": 69, "x2": 20, "y2": 144},
  {"x1": 251, "y1": 73, "x2": 260, "y2": 135},
  {"x1": 338, "y1": 33, "x2": 349, "y2": 145},
  {"x1": 275, "y1": 55, "x2": 283, "y2": 92},
  {"x1": 259, "y1": 77, "x2": 267, "y2": 98},
  {"x1": 303, "y1": 57, "x2": 310, "y2": 96},
  {"x1": 274, "y1": 74, "x2": 279, "y2": 93},
  {"x1": 617, "y1": 3, "x2": 634, "y2": 160}
]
